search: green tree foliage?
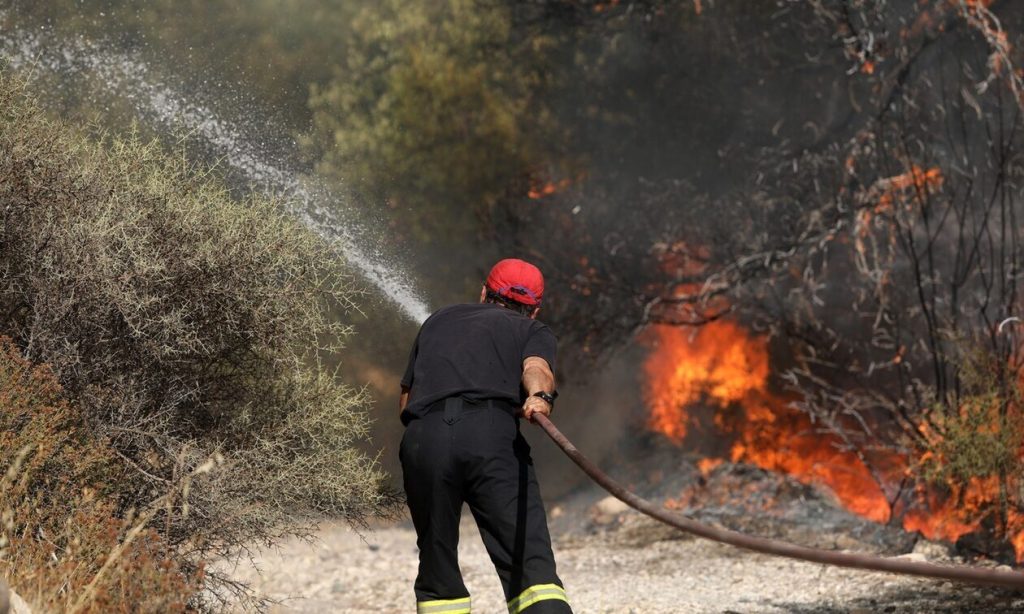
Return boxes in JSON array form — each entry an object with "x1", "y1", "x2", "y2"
[
  {"x1": 918, "y1": 348, "x2": 1024, "y2": 524},
  {"x1": 304, "y1": 0, "x2": 561, "y2": 245},
  {"x1": 0, "y1": 73, "x2": 396, "y2": 608}
]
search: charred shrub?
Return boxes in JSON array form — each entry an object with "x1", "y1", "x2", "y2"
[{"x1": 0, "y1": 73, "x2": 396, "y2": 608}]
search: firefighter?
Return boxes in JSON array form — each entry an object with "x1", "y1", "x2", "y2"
[{"x1": 399, "y1": 258, "x2": 572, "y2": 614}]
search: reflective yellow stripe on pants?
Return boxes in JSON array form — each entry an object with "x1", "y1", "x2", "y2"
[
  {"x1": 507, "y1": 584, "x2": 569, "y2": 613},
  {"x1": 417, "y1": 596, "x2": 471, "y2": 614}
]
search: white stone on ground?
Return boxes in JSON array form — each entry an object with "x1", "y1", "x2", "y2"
[{"x1": 219, "y1": 513, "x2": 1003, "y2": 613}]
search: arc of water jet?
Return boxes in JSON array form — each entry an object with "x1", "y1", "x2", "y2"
[{"x1": 0, "y1": 18, "x2": 430, "y2": 324}]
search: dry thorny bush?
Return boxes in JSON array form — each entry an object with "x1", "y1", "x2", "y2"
[
  {"x1": 0, "y1": 336, "x2": 201, "y2": 612},
  {"x1": 0, "y1": 73, "x2": 399, "y2": 610}
]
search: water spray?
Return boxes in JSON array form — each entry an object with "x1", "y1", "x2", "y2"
[
  {"x1": 0, "y1": 17, "x2": 430, "y2": 324},
  {"x1": 534, "y1": 413, "x2": 1024, "y2": 590}
]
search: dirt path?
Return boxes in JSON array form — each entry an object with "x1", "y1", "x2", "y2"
[{"x1": 223, "y1": 512, "x2": 1023, "y2": 613}]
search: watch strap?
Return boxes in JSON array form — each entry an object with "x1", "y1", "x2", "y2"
[{"x1": 532, "y1": 390, "x2": 557, "y2": 405}]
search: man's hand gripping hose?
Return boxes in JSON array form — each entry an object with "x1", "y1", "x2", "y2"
[{"x1": 532, "y1": 413, "x2": 1024, "y2": 589}]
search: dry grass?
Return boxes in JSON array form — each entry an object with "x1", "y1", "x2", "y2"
[{"x1": 0, "y1": 337, "x2": 200, "y2": 612}]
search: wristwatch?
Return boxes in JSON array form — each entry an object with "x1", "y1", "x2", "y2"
[{"x1": 532, "y1": 390, "x2": 558, "y2": 405}]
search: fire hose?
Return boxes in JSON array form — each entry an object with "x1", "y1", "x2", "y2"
[{"x1": 533, "y1": 413, "x2": 1024, "y2": 590}]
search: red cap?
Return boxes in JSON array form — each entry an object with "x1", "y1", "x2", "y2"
[{"x1": 486, "y1": 258, "x2": 544, "y2": 306}]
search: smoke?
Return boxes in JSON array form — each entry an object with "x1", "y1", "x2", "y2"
[{"x1": 524, "y1": 341, "x2": 650, "y2": 500}]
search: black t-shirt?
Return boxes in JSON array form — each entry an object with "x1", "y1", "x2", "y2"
[{"x1": 400, "y1": 302, "x2": 557, "y2": 424}]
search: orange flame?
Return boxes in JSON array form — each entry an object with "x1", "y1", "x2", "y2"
[
  {"x1": 867, "y1": 165, "x2": 943, "y2": 216},
  {"x1": 855, "y1": 165, "x2": 943, "y2": 257},
  {"x1": 643, "y1": 322, "x2": 768, "y2": 443},
  {"x1": 642, "y1": 323, "x2": 892, "y2": 523},
  {"x1": 901, "y1": 478, "x2": 988, "y2": 543},
  {"x1": 592, "y1": 0, "x2": 621, "y2": 14},
  {"x1": 643, "y1": 318, "x2": 1024, "y2": 559},
  {"x1": 527, "y1": 177, "x2": 573, "y2": 200},
  {"x1": 697, "y1": 456, "x2": 723, "y2": 477}
]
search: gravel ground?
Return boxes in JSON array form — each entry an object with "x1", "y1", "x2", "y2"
[{"x1": 221, "y1": 510, "x2": 1024, "y2": 613}]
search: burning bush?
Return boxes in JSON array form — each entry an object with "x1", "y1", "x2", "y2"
[
  {"x1": 0, "y1": 73, "x2": 396, "y2": 608},
  {"x1": 906, "y1": 347, "x2": 1024, "y2": 554},
  {"x1": 495, "y1": 1, "x2": 1024, "y2": 560},
  {"x1": 920, "y1": 350, "x2": 1024, "y2": 489}
]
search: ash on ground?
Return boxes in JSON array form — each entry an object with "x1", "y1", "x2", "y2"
[{"x1": 550, "y1": 449, "x2": 915, "y2": 556}]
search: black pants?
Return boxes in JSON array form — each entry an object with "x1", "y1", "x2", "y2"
[{"x1": 400, "y1": 397, "x2": 572, "y2": 614}]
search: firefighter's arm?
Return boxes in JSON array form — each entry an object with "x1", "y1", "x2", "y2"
[
  {"x1": 521, "y1": 356, "x2": 555, "y2": 421},
  {"x1": 399, "y1": 386, "x2": 410, "y2": 413}
]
